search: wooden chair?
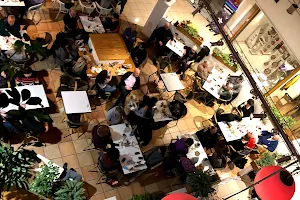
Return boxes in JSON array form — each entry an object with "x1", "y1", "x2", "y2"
[
  {"x1": 78, "y1": 0, "x2": 96, "y2": 15},
  {"x1": 52, "y1": 0, "x2": 69, "y2": 20},
  {"x1": 95, "y1": 2, "x2": 112, "y2": 17},
  {"x1": 28, "y1": 0, "x2": 45, "y2": 25}
]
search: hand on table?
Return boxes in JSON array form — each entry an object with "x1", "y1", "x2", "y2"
[
  {"x1": 159, "y1": 41, "x2": 163, "y2": 46},
  {"x1": 125, "y1": 86, "x2": 132, "y2": 91}
]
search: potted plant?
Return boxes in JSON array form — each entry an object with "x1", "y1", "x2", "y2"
[
  {"x1": 30, "y1": 162, "x2": 59, "y2": 198},
  {"x1": 270, "y1": 107, "x2": 296, "y2": 129},
  {"x1": 54, "y1": 180, "x2": 86, "y2": 200},
  {"x1": 255, "y1": 152, "x2": 278, "y2": 168},
  {"x1": 129, "y1": 192, "x2": 163, "y2": 200},
  {"x1": 212, "y1": 48, "x2": 240, "y2": 72},
  {"x1": 186, "y1": 170, "x2": 219, "y2": 198},
  {"x1": 0, "y1": 141, "x2": 42, "y2": 197}
]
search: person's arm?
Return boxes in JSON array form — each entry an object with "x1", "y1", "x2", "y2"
[
  {"x1": 132, "y1": 77, "x2": 140, "y2": 90},
  {"x1": 121, "y1": 72, "x2": 131, "y2": 85},
  {"x1": 62, "y1": 170, "x2": 71, "y2": 181}
]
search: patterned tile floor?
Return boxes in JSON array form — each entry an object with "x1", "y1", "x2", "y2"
[{"x1": 10, "y1": 0, "x2": 250, "y2": 199}]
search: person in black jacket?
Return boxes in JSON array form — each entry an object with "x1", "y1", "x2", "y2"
[
  {"x1": 131, "y1": 42, "x2": 147, "y2": 68},
  {"x1": 238, "y1": 99, "x2": 254, "y2": 117},
  {"x1": 63, "y1": 8, "x2": 77, "y2": 32},
  {"x1": 114, "y1": 68, "x2": 140, "y2": 106},
  {"x1": 147, "y1": 23, "x2": 173, "y2": 65}
]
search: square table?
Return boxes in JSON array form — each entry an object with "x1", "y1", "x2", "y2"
[
  {"x1": 88, "y1": 33, "x2": 136, "y2": 71},
  {"x1": 202, "y1": 66, "x2": 229, "y2": 99},
  {"x1": 160, "y1": 73, "x2": 185, "y2": 92},
  {"x1": 166, "y1": 39, "x2": 185, "y2": 57},
  {"x1": 109, "y1": 123, "x2": 147, "y2": 175},
  {"x1": 79, "y1": 16, "x2": 105, "y2": 33},
  {"x1": 218, "y1": 117, "x2": 263, "y2": 142},
  {"x1": 61, "y1": 91, "x2": 91, "y2": 114},
  {"x1": 0, "y1": 85, "x2": 49, "y2": 112},
  {"x1": 0, "y1": 0, "x2": 25, "y2": 6}
]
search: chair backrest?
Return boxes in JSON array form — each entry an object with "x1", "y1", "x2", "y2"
[
  {"x1": 54, "y1": 0, "x2": 69, "y2": 13},
  {"x1": 79, "y1": 0, "x2": 96, "y2": 15},
  {"x1": 95, "y1": 2, "x2": 112, "y2": 15},
  {"x1": 67, "y1": 113, "x2": 82, "y2": 128},
  {"x1": 60, "y1": 74, "x2": 75, "y2": 87},
  {"x1": 28, "y1": 1, "x2": 45, "y2": 11}
]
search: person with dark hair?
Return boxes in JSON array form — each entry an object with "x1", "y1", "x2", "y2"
[
  {"x1": 5, "y1": 40, "x2": 27, "y2": 62},
  {"x1": 95, "y1": 70, "x2": 116, "y2": 93},
  {"x1": 2, "y1": 15, "x2": 21, "y2": 38},
  {"x1": 176, "y1": 45, "x2": 198, "y2": 75},
  {"x1": 61, "y1": 163, "x2": 82, "y2": 181},
  {"x1": 122, "y1": 24, "x2": 137, "y2": 51},
  {"x1": 15, "y1": 66, "x2": 39, "y2": 86},
  {"x1": 100, "y1": 145, "x2": 121, "y2": 171},
  {"x1": 196, "y1": 126, "x2": 219, "y2": 150},
  {"x1": 218, "y1": 82, "x2": 234, "y2": 101},
  {"x1": 239, "y1": 99, "x2": 255, "y2": 117},
  {"x1": 216, "y1": 113, "x2": 242, "y2": 122},
  {"x1": 257, "y1": 130, "x2": 279, "y2": 152},
  {"x1": 103, "y1": 13, "x2": 120, "y2": 33},
  {"x1": 196, "y1": 45, "x2": 210, "y2": 62},
  {"x1": 0, "y1": 71, "x2": 10, "y2": 88},
  {"x1": 174, "y1": 138, "x2": 194, "y2": 155},
  {"x1": 63, "y1": 8, "x2": 78, "y2": 32},
  {"x1": 131, "y1": 42, "x2": 147, "y2": 68}
]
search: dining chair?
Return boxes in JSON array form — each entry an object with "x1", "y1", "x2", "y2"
[
  {"x1": 52, "y1": 0, "x2": 70, "y2": 20},
  {"x1": 95, "y1": 2, "x2": 112, "y2": 17},
  {"x1": 28, "y1": 0, "x2": 46, "y2": 25},
  {"x1": 63, "y1": 113, "x2": 89, "y2": 138},
  {"x1": 78, "y1": 0, "x2": 96, "y2": 16}
]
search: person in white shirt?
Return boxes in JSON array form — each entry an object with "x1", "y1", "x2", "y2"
[{"x1": 114, "y1": 68, "x2": 140, "y2": 106}]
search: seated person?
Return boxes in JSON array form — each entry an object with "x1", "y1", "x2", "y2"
[
  {"x1": 114, "y1": 68, "x2": 140, "y2": 106},
  {"x1": 71, "y1": 54, "x2": 91, "y2": 78},
  {"x1": 257, "y1": 130, "x2": 279, "y2": 152},
  {"x1": 100, "y1": 145, "x2": 121, "y2": 171},
  {"x1": 196, "y1": 126, "x2": 219, "y2": 150},
  {"x1": 2, "y1": 15, "x2": 21, "y2": 38},
  {"x1": 133, "y1": 95, "x2": 157, "y2": 119},
  {"x1": 176, "y1": 45, "x2": 198, "y2": 75},
  {"x1": 95, "y1": 70, "x2": 116, "y2": 93},
  {"x1": 238, "y1": 99, "x2": 254, "y2": 118},
  {"x1": 216, "y1": 113, "x2": 242, "y2": 122},
  {"x1": 122, "y1": 24, "x2": 137, "y2": 51},
  {"x1": 218, "y1": 82, "x2": 233, "y2": 100},
  {"x1": 196, "y1": 61, "x2": 211, "y2": 80},
  {"x1": 174, "y1": 138, "x2": 194, "y2": 155},
  {"x1": 228, "y1": 75, "x2": 243, "y2": 98},
  {"x1": 103, "y1": 13, "x2": 120, "y2": 33},
  {"x1": 243, "y1": 132, "x2": 256, "y2": 149},
  {"x1": 63, "y1": 8, "x2": 78, "y2": 32},
  {"x1": 5, "y1": 40, "x2": 27, "y2": 63},
  {"x1": 15, "y1": 66, "x2": 39, "y2": 86},
  {"x1": 131, "y1": 42, "x2": 147, "y2": 68},
  {"x1": 0, "y1": 71, "x2": 10, "y2": 88}
]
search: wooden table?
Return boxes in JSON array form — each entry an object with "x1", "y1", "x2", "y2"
[
  {"x1": 0, "y1": 0, "x2": 25, "y2": 6},
  {"x1": 79, "y1": 16, "x2": 105, "y2": 33},
  {"x1": 86, "y1": 63, "x2": 134, "y2": 78}
]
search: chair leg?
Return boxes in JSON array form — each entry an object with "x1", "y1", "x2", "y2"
[{"x1": 55, "y1": 6, "x2": 61, "y2": 20}]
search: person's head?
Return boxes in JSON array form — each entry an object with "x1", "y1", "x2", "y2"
[
  {"x1": 185, "y1": 138, "x2": 194, "y2": 147},
  {"x1": 106, "y1": 146, "x2": 120, "y2": 162},
  {"x1": 112, "y1": 13, "x2": 119, "y2": 21},
  {"x1": 226, "y1": 83, "x2": 234, "y2": 91},
  {"x1": 138, "y1": 42, "x2": 147, "y2": 50},
  {"x1": 131, "y1": 24, "x2": 137, "y2": 31},
  {"x1": 192, "y1": 45, "x2": 197, "y2": 52},
  {"x1": 22, "y1": 66, "x2": 33, "y2": 78},
  {"x1": 7, "y1": 15, "x2": 16, "y2": 26},
  {"x1": 243, "y1": 132, "x2": 253, "y2": 141},
  {"x1": 1, "y1": 71, "x2": 7, "y2": 78},
  {"x1": 272, "y1": 135, "x2": 280, "y2": 141},
  {"x1": 164, "y1": 23, "x2": 170, "y2": 30},
  {"x1": 69, "y1": 8, "x2": 77, "y2": 18},
  {"x1": 202, "y1": 61, "x2": 208, "y2": 68},
  {"x1": 247, "y1": 99, "x2": 254, "y2": 107},
  {"x1": 14, "y1": 40, "x2": 24, "y2": 52},
  {"x1": 96, "y1": 70, "x2": 108, "y2": 84},
  {"x1": 23, "y1": 33, "x2": 31, "y2": 42},
  {"x1": 133, "y1": 68, "x2": 140, "y2": 77},
  {"x1": 210, "y1": 126, "x2": 218, "y2": 134}
]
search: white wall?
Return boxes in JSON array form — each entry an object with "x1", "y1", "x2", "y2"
[{"x1": 255, "y1": 0, "x2": 300, "y2": 63}]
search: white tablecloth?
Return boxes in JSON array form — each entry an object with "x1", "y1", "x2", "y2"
[
  {"x1": 166, "y1": 39, "x2": 185, "y2": 57},
  {"x1": 0, "y1": 0, "x2": 25, "y2": 6},
  {"x1": 61, "y1": 91, "x2": 91, "y2": 114},
  {"x1": 0, "y1": 35, "x2": 20, "y2": 51},
  {"x1": 79, "y1": 16, "x2": 105, "y2": 33},
  {"x1": 109, "y1": 124, "x2": 147, "y2": 174},
  {"x1": 0, "y1": 85, "x2": 49, "y2": 112},
  {"x1": 203, "y1": 66, "x2": 229, "y2": 99},
  {"x1": 160, "y1": 73, "x2": 185, "y2": 92},
  {"x1": 218, "y1": 117, "x2": 264, "y2": 142}
]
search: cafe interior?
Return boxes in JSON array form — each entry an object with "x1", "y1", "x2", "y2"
[{"x1": 0, "y1": 0, "x2": 300, "y2": 199}]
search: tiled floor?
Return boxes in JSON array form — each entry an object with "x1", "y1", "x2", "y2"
[{"x1": 8, "y1": 0, "x2": 252, "y2": 199}]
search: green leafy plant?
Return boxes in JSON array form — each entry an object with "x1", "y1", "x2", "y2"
[
  {"x1": 54, "y1": 180, "x2": 86, "y2": 200},
  {"x1": 30, "y1": 162, "x2": 59, "y2": 198},
  {"x1": 0, "y1": 141, "x2": 42, "y2": 195},
  {"x1": 129, "y1": 192, "x2": 162, "y2": 200},
  {"x1": 213, "y1": 48, "x2": 240, "y2": 71},
  {"x1": 181, "y1": 21, "x2": 202, "y2": 40},
  {"x1": 270, "y1": 107, "x2": 296, "y2": 129},
  {"x1": 186, "y1": 171, "x2": 219, "y2": 197},
  {"x1": 256, "y1": 152, "x2": 277, "y2": 167}
]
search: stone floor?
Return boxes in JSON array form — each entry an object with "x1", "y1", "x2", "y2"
[{"x1": 9, "y1": 0, "x2": 252, "y2": 199}]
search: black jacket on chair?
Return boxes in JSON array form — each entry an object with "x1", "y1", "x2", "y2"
[{"x1": 120, "y1": 72, "x2": 140, "y2": 90}]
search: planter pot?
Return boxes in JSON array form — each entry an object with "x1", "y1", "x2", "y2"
[
  {"x1": 212, "y1": 53, "x2": 238, "y2": 72},
  {"x1": 176, "y1": 26, "x2": 203, "y2": 46}
]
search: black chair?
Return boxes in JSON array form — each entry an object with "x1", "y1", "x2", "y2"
[
  {"x1": 56, "y1": 75, "x2": 77, "y2": 97},
  {"x1": 63, "y1": 113, "x2": 88, "y2": 138}
]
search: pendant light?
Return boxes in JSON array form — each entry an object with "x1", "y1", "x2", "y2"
[
  {"x1": 254, "y1": 166, "x2": 296, "y2": 200},
  {"x1": 162, "y1": 193, "x2": 197, "y2": 200}
]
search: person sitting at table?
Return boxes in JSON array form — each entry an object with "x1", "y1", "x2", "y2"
[
  {"x1": 243, "y1": 132, "x2": 256, "y2": 149},
  {"x1": 176, "y1": 45, "x2": 198, "y2": 76},
  {"x1": 257, "y1": 130, "x2": 279, "y2": 152},
  {"x1": 174, "y1": 138, "x2": 194, "y2": 155},
  {"x1": 100, "y1": 145, "x2": 121, "y2": 171},
  {"x1": 2, "y1": 15, "x2": 21, "y2": 38},
  {"x1": 95, "y1": 70, "x2": 117, "y2": 94},
  {"x1": 196, "y1": 126, "x2": 219, "y2": 150},
  {"x1": 14, "y1": 66, "x2": 39, "y2": 86},
  {"x1": 63, "y1": 8, "x2": 78, "y2": 32},
  {"x1": 122, "y1": 24, "x2": 137, "y2": 51},
  {"x1": 131, "y1": 42, "x2": 147, "y2": 68},
  {"x1": 238, "y1": 99, "x2": 255, "y2": 118},
  {"x1": 216, "y1": 112, "x2": 242, "y2": 123},
  {"x1": 0, "y1": 71, "x2": 10, "y2": 88},
  {"x1": 147, "y1": 23, "x2": 173, "y2": 66},
  {"x1": 228, "y1": 75, "x2": 244, "y2": 99},
  {"x1": 196, "y1": 45, "x2": 210, "y2": 62},
  {"x1": 5, "y1": 40, "x2": 28, "y2": 63},
  {"x1": 113, "y1": 68, "x2": 140, "y2": 106},
  {"x1": 218, "y1": 82, "x2": 233, "y2": 101},
  {"x1": 103, "y1": 13, "x2": 120, "y2": 33},
  {"x1": 196, "y1": 61, "x2": 211, "y2": 81},
  {"x1": 134, "y1": 95, "x2": 157, "y2": 119}
]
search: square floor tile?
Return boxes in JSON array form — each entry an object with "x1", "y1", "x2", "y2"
[
  {"x1": 43, "y1": 144, "x2": 61, "y2": 159},
  {"x1": 58, "y1": 141, "x2": 76, "y2": 157},
  {"x1": 73, "y1": 139, "x2": 88, "y2": 153},
  {"x1": 77, "y1": 152, "x2": 94, "y2": 167},
  {"x1": 81, "y1": 165, "x2": 100, "y2": 182},
  {"x1": 104, "y1": 189, "x2": 121, "y2": 200},
  {"x1": 90, "y1": 193, "x2": 106, "y2": 200},
  {"x1": 177, "y1": 120, "x2": 189, "y2": 131},
  {"x1": 185, "y1": 118, "x2": 197, "y2": 130},
  {"x1": 131, "y1": 182, "x2": 145, "y2": 195},
  {"x1": 117, "y1": 186, "x2": 133, "y2": 200},
  {"x1": 51, "y1": 157, "x2": 64, "y2": 168},
  {"x1": 85, "y1": 177, "x2": 103, "y2": 196},
  {"x1": 145, "y1": 183, "x2": 159, "y2": 193},
  {"x1": 62, "y1": 155, "x2": 81, "y2": 169},
  {"x1": 162, "y1": 134, "x2": 172, "y2": 145}
]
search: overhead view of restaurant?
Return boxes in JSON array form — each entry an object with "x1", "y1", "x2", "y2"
[{"x1": 0, "y1": 0, "x2": 299, "y2": 199}]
